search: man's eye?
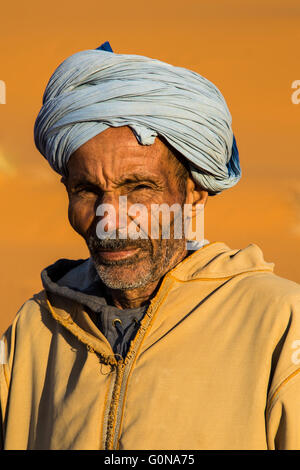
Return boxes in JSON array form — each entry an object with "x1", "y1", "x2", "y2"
[
  {"x1": 75, "y1": 186, "x2": 97, "y2": 195},
  {"x1": 135, "y1": 184, "x2": 152, "y2": 190}
]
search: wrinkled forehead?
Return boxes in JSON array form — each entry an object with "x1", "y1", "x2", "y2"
[{"x1": 66, "y1": 126, "x2": 172, "y2": 182}]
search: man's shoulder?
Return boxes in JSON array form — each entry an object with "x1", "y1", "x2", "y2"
[
  {"x1": 0, "y1": 291, "x2": 55, "y2": 377},
  {"x1": 2, "y1": 290, "x2": 56, "y2": 343},
  {"x1": 229, "y1": 271, "x2": 300, "y2": 338},
  {"x1": 19, "y1": 289, "x2": 49, "y2": 316},
  {"x1": 182, "y1": 241, "x2": 300, "y2": 306},
  {"x1": 236, "y1": 270, "x2": 300, "y2": 305}
]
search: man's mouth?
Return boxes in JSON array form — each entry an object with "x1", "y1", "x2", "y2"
[{"x1": 97, "y1": 247, "x2": 141, "y2": 261}]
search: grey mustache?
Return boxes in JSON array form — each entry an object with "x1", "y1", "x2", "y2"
[{"x1": 87, "y1": 233, "x2": 151, "y2": 251}]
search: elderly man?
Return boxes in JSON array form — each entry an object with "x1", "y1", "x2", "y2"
[{"x1": 1, "y1": 42, "x2": 300, "y2": 451}]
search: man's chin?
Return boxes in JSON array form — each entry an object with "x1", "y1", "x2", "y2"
[{"x1": 93, "y1": 258, "x2": 158, "y2": 290}]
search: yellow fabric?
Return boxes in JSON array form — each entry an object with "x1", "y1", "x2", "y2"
[{"x1": 1, "y1": 241, "x2": 300, "y2": 450}]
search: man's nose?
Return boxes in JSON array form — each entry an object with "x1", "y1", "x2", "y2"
[{"x1": 95, "y1": 193, "x2": 127, "y2": 234}]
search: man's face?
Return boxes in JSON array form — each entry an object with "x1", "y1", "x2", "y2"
[{"x1": 64, "y1": 126, "x2": 193, "y2": 290}]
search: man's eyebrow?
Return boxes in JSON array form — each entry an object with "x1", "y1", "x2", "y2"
[
  {"x1": 114, "y1": 173, "x2": 163, "y2": 186},
  {"x1": 70, "y1": 173, "x2": 164, "y2": 188},
  {"x1": 69, "y1": 176, "x2": 100, "y2": 188}
]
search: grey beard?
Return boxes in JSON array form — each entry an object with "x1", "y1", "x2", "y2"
[
  {"x1": 86, "y1": 233, "x2": 180, "y2": 290},
  {"x1": 93, "y1": 260, "x2": 159, "y2": 290}
]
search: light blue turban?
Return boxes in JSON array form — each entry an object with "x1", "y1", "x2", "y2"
[{"x1": 34, "y1": 42, "x2": 241, "y2": 195}]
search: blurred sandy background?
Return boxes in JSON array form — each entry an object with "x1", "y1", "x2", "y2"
[{"x1": 0, "y1": 0, "x2": 299, "y2": 335}]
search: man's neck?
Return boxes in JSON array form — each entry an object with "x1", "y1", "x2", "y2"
[{"x1": 105, "y1": 279, "x2": 161, "y2": 309}]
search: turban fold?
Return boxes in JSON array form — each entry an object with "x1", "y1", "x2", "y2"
[{"x1": 34, "y1": 42, "x2": 241, "y2": 194}]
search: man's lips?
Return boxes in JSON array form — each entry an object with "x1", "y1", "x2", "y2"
[{"x1": 97, "y1": 247, "x2": 141, "y2": 261}]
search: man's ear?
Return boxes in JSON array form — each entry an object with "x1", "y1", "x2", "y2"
[
  {"x1": 60, "y1": 176, "x2": 68, "y2": 188},
  {"x1": 185, "y1": 177, "x2": 209, "y2": 208},
  {"x1": 184, "y1": 177, "x2": 208, "y2": 242}
]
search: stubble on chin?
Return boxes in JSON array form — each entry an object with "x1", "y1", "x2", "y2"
[
  {"x1": 88, "y1": 237, "x2": 185, "y2": 290},
  {"x1": 91, "y1": 245, "x2": 164, "y2": 290}
]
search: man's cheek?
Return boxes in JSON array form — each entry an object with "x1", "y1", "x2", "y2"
[{"x1": 68, "y1": 201, "x2": 95, "y2": 237}]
